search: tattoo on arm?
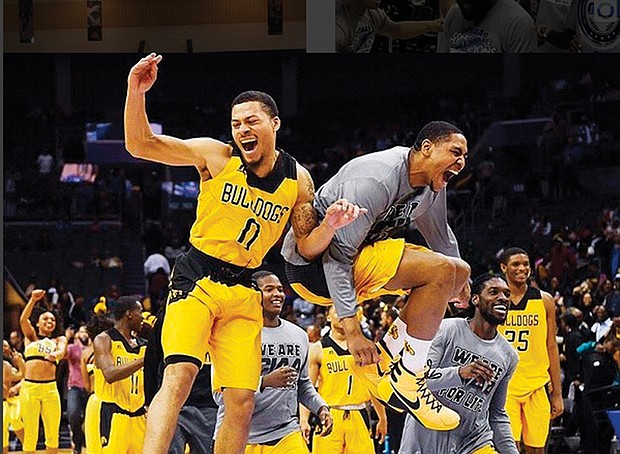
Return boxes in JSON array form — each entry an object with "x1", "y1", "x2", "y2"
[{"x1": 292, "y1": 204, "x2": 318, "y2": 238}]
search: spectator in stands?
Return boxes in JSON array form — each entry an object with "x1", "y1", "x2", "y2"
[
  {"x1": 591, "y1": 305, "x2": 613, "y2": 343},
  {"x1": 144, "y1": 250, "x2": 171, "y2": 278},
  {"x1": 66, "y1": 324, "x2": 90, "y2": 454},
  {"x1": 147, "y1": 267, "x2": 169, "y2": 316},
  {"x1": 604, "y1": 275, "x2": 620, "y2": 318},
  {"x1": 546, "y1": 235, "x2": 577, "y2": 290},
  {"x1": 8, "y1": 331, "x2": 24, "y2": 355}
]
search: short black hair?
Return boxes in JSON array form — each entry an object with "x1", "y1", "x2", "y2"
[
  {"x1": 412, "y1": 121, "x2": 464, "y2": 152},
  {"x1": 499, "y1": 247, "x2": 529, "y2": 265},
  {"x1": 471, "y1": 272, "x2": 506, "y2": 296},
  {"x1": 111, "y1": 296, "x2": 141, "y2": 321},
  {"x1": 86, "y1": 315, "x2": 114, "y2": 339},
  {"x1": 231, "y1": 91, "x2": 279, "y2": 118},
  {"x1": 251, "y1": 270, "x2": 277, "y2": 286}
]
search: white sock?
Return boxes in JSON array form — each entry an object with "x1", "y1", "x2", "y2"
[
  {"x1": 381, "y1": 317, "x2": 407, "y2": 358},
  {"x1": 401, "y1": 335, "x2": 433, "y2": 373}
]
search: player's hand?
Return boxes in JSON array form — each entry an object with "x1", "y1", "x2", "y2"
[
  {"x1": 128, "y1": 53, "x2": 163, "y2": 93},
  {"x1": 324, "y1": 199, "x2": 367, "y2": 230},
  {"x1": 450, "y1": 280, "x2": 471, "y2": 310},
  {"x1": 263, "y1": 366, "x2": 298, "y2": 389},
  {"x1": 8, "y1": 386, "x2": 18, "y2": 398},
  {"x1": 31, "y1": 289, "x2": 46, "y2": 301},
  {"x1": 316, "y1": 406, "x2": 333, "y2": 437},
  {"x1": 375, "y1": 417, "x2": 388, "y2": 444},
  {"x1": 458, "y1": 360, "x2": 494, "y2": 384},
  {"x1": 430, "y1": 18, "x2": 444, "y2": 33},
  {"x1": 300, "y1": 417, "x2": 312, "y2": 443},
  {"x1": 550, "y1": 390, "x2": 564, "y2": 419},
  {"x1": 349, "y1": 333, "x2": 380, "y2": 366}
]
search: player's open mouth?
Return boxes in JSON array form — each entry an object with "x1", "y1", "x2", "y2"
[
  {"x1": 443, "y1": 170, "x2": 457, "y2": 183},
  {"x1": 271, "y1": 299, "x2": 283, "y2": 307},
  {"x1": 493, "y1": 304, "x2": 507, "y2": 316},
  {"x1": 241, "y1": 138, "x2": 258, "y2": 153}
]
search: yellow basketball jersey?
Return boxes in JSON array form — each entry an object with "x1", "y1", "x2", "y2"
[
  {"x1": 189, "y1": 147, "x2": 298, "y2": 269},
  {"x1": 498, "y1": 287, "x2": 550, "y2": 395},
  {"x1": 95, "y1": 328, "x2": 146, "y2": 412},
  {"x1": 318, "y1": 336, "x2": 370, "y2": 407}
]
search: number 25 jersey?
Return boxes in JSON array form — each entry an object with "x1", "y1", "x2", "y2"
[{"x1": 497, "y1": 287, "x2": 550, "y2": 396}]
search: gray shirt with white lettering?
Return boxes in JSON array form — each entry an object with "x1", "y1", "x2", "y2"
[
  {"x1": 399, "y1": 318, "x2": 519, "y2": 454},
  {"x1": 282, "y1": 146, "x2": 460, "y2": 318},
  {"x1": 214, "y1": 319, "x2": 326, "y2": 444}
]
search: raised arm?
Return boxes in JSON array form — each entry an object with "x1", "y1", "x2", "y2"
[
  {"x1": 19, "y1": 289, "x2": 46, "y2": 343},
  {"x1": 290, "y1": 165, "x2": 365, "y2": 262},
  {"x1": 93, "y1": 332, "x2": 144, "y2": 384},
  {"x1": 124, "y1": 53, "x2": 229, "y2": 172}
]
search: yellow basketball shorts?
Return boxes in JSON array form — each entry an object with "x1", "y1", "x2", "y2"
[
  {"x1": 99, "y1": 402, "x2": 146, "y2": 454},
  {"x1": 20, "y1": 380, "x2": 61, "y2": 451},
  {"x1": 244, "y1": 431, "x2": 308, "y2": 454},
  {"x1": 505, "y1": 385, "x2": 551, "y2": 448},
  {"x1": 162, "y1": 247, "x2": 263, "y2": 392},
  {"x1": 288, "y1": 239, "x2": 429, "y2": 306},
  {"x1": 84, "y1": 393, "x2": 102, "y2": 454},
  {"x1": 312, "y1": 408, "x2": 372, "y2": 454}
]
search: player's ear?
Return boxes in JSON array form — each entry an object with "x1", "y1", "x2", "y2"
[
  {"x1": 471, "y1": 294, "x2": 479, "y2": 307},
  {"x1": 272, "y1": 116, "x2": 281, "y2": 132},
  {"x1": 421, "y1": 138, "x2": 433, "y2": 157}
]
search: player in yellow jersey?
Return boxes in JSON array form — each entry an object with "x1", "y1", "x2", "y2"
[
  {"x1": 303, "y1": 305, "x2": 387, "y2": 453},
  {"x1": 19, "y1": 289, "x2": 67, "y2": 454},
  {"x1": 82, "y1": 315, "x2": 114, "y2": 454},
  {"x1": 497, "y1": 247, "x2": 563, "y2": 453},
  {"x1": 93, "y1": 296, "x2": 147, "y2": 454},
  {"x1": 124, "y1": 53, "x2": 365, "y2": 454}
]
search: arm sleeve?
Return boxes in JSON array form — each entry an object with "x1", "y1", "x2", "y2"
[
  {"x1": 323, "y1": 178, "x2": 391, "y2": 318},
  {"x1": 490, "y1": 358, "x2": 519, "y2": 454},
  {"x1": 414, "y1": 191, "x2": 461, "y2": 258}
]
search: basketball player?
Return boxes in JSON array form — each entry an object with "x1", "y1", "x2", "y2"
[
  {"x1": 283, "y1": 121, "x2": 471, "y2": 430},
  {"x1": 303, "y1": 305, "x2": 388, "y2": 453},
  {"x1": 82, "y1": 315, "x2": 114, "y2": 454},
  {"x1": 19, "y1": 289, "x2": 67, "y2": 454},
  {"x1": 125, "y1": 53, "x2": 363, "y2": 454},
  {"x1": 215, "y1": 270, "x2": 333, "y2": 452},
  {"x1": 399, "y1": 273, "x2": 519, "y2": 454},
  {"x1": 497, "y1": 248, "x2": 563, "y2": 453},
  {"x1": 92, "y1": 296, "x2": 147, "y2": 453}
]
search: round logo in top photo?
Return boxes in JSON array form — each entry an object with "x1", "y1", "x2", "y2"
[{"x1": 578, "y1": 0, "x2": 620, "y2": 50}]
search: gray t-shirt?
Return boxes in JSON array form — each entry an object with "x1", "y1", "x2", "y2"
[
  {"x1": 214, "y1": 319, "x2": 326, "y2": 445},
  {"x1": 441, "y1": 0, "x2": 537, "y2": 52},
  {"x1": 399, "y1": 318, "x2": 519, "y2": 454},
  {"x1": 282, "y1": 146, "x2": 460, "y2": 318},
  {"x1": 336, "y1": 0, "x2": 389, "y2": 52}
]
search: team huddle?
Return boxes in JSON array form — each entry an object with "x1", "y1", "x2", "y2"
[{"x1": 2, "y1": 54, "x2": 563, "y2": 454}]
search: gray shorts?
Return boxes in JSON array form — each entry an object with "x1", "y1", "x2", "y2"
[{"x1": 169, "y1": 405, "x2": 217, "y2": 454}]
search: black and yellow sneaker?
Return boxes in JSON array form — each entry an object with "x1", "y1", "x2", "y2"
[
  {"x1": 350, "y1": 342, "x2": 405, "y2": 413},
  {"x1": 377, "y1": 358, "x2": 460, "y2": 431}
]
